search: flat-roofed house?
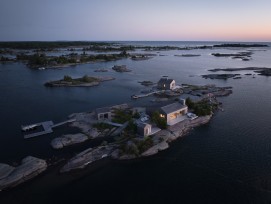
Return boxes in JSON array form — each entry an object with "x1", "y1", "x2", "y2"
[
  {"x1": 157, "y1": 77, "x2": 176, "y2": 90},
  {"x1": 160, "y1": 101, "x2": 188, "y2": 126},
  {"x1": 96, "y1": 107, "x2": 112, "y2": 121}
]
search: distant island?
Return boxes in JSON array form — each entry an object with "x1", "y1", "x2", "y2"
[
  {"x1": 19, "y1": 51, "x2": 129, "y2": 69},
  {"x1": 213, "y1": 43, "x2": 268, "y2": 48},
  {"x1": 211, "y1": 51, "x2": 252, "y2": 61},
  {"x1": 208, "y1": 67, "x2": 271, "y2": 76},
  {"x1": 0, "y1": 42, "x2": 269, "y2": 69},
  {"x1": 175, "y1": 54, "x2": 201, "y2": 57},
  {"x1": 44, "y1": 75, "x2": 115, "y2": 87},
  {"x1": 112, "y1": 65, "x2": 131, "y2": 72},
  {"x1": 202, "y1": 74, "x2": 241, "y2": 80}
]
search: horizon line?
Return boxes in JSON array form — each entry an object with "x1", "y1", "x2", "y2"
[{"x1": 0, "y1": 40, "x2": 270, "y2": 43}]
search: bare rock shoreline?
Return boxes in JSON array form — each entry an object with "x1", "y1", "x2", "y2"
[
  {"x1": 138, "y1": 115, "x2": 211, "y2": 157},
  {"x1": 61, "y1": 115, "x2": 212, "y2": 172},
  {"x1": 0, "y1": 156, "x2": 47, "y2": 191}
]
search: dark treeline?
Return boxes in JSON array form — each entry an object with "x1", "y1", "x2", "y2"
[
  {"x1": 213, "y1": 43, "x2": 268, "y2": 48},
  {"x1": 0, "y1": 41, "x2": 113, "y2": 49},
  {"x1": 16, "y1": 51, "x2": 129, "y2": 68}
]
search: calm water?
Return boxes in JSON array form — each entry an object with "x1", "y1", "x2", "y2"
[{"x1": 1, "y1": 41, "x2": 271, "y2": 203}]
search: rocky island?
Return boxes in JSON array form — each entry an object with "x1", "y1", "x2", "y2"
[
  {"x1": 0, "y1": 42, "x2": 269, "y2": 71},
  {"x1": 175, "y1": 54, "x2": 201, "y2": 57},
  {"x1": 202, "y1": 74, "x2": 241, "y2": 80},
  {"x1": 0, "y1": 75, "x2": 235, "y2": 190},
  {"x1": 44, "y1": 75, "x2": 115, "y2": 87},
  {"x1": 112, "y1": 65, "x2": 131, "y2": 72},
  {"x1": 208, "y1": 67, "x2": 271, "y2": 76},
  {"x1": 212, "y1": 43, "x2": 268, "y2": 48},
  {"x1": 0, "y1": 156, "x2": 47, "y2": 191},
  {"x1": 138, "y1": 81, "x2": 155, "y2": 86},
  {"x1": 57, "y1": 80, "x2": 233, "y2": 172},
  {"x1": 211, "y1": 51, "x2": 252, "y2": 61}
]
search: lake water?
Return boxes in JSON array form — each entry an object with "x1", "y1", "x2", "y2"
[{"x1": 1, "y1": 41, "x2": 271, "y2": 203}]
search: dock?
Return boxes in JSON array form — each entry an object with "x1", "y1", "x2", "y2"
[
  {"x1": 52, "y1": 119, "x2": 76, "y2": 128},
  {"x1": 23, "y1": 119, "x2": 76, "y2": 139},
  {"x1": 132, "y1": 90, "x2": 161, "y2": 99}
]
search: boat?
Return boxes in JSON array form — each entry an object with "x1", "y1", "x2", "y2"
[
  {"x1": 131, "y1": 95, "x2": 139, "y2": 99},
  {"x1": 38, "y1": 67, "x2": 45, "y2": 70},
  {"x1": 187, "y1": 113, "x2": 198, "y2": 120},
  {"x1": 21, "y1": 124, "x2": 38, "y2": 131}
]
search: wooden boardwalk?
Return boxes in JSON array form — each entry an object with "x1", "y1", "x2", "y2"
[
  {"x1": 52, "y1": 119, "x2": 76, "y2": 128},
  {"x1": 132, "y1": 90, "x2": 161, "y2": 99}
]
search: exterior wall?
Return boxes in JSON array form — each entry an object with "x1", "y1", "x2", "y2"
[
  {"x1": 158, "y1": 82, "x2": 167, "y2": 90},
  {"x1": 137, "y1": 125, "x2": 152, "y2": 137},
  {"x1": 170, "y1": 81, "x2": 175, "y2": 90},
  {"x1": 157, "y1": 79, "x2": 175, "y2": 90},
  {"x1": 97, "y1": 112, "x2": 112, "y2": 120},
  {"x1": 165, "y1": 107, "x2": 188, "y2": 124},
  {"x1": 144, "y1": 126, "x2": 151, "y2": 136}
]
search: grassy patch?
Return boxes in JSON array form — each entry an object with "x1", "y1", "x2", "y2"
[{"x1": 92, "y1": 122, "x2": 113, "y2": 131}]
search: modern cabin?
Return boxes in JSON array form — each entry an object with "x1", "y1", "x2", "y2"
[{"x1": 159, "y1": 101, "x2": 188, "y2": 126}]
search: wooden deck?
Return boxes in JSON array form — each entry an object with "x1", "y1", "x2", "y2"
[{"x1": 132, "y1": 90, "x2": 161, "y2": 99}]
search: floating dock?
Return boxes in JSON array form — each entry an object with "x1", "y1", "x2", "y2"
[{"x1": 23, "y1": 119, "x2": 76, "y2": 139}]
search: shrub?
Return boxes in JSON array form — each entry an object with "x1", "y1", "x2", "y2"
[
  {"x1": 112, "y1": 109, "x2": 133, "y2": 124},
  {"x1": 151, "y1": 111, "x2": 167, "y2": 129},
  {"x1": 63, "y1": 75, "x2": 72, "y2": 82},
  {"x1": 93, "y1": 122, "x2": 113, "y2": 131}
]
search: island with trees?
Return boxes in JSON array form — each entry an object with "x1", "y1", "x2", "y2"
[
  {"x1": 0, "y1": 75, "x2": 234, "y2": 191},
  {"x1": 44, "y1": 75, "x2": 115, "y2": 87}
]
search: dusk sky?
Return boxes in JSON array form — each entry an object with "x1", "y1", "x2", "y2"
[{"x1": 0, "y1": 0, "x2": 270, "y2": 41}]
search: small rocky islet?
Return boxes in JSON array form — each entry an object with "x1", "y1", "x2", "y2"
[{"x1": 208, "y1": 67, "x2": 271, "y2": 77}]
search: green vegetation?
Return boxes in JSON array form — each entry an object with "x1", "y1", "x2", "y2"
[
  {"x1": 80, "y1": 52, "x2": 127, "y2": 62},
  {"x1": 112, "y1": 109, "x2": 133, "y2": 124},
  {"x1": 93, "y1": 122, "x2": 113, "y2": 131},
  {"x1": 133, "y1": 112, "x2": 141, "y2": 119},
  {"x1": 16, "y1": 53, "x2": 47, "y2": 66},
  {"x1": 83, "y1": 45, "x2": 135, "y2": 52},
  {"x1": 136, "y1": 137, "x2": 154, "y2": 154},
  {"x1": 186, "y1": 97, "x2": 213, "y2": 116},
  {"x1": 63, "y1": 75, "x2": 72, "y2": 82},
  {"x1": 125, "y1": 120, "x2": 137, "y2": 134},
  {"x1": 185, "y1": 97, "x2": 194, "y2": 108},
  {"x1": 16, "y1": 51, "x2": 129, "y2": 68},
  {"x1": 119, "y1": 137, "x2": 154, "y2": 156},
  {"x1": 45, "y1": 75, "x2": 99, "y2": 86},
  {"x1": 119, "y1": 142, "x2": 139, "y2": 156},
  {"x1": 151, "y1": 111, "x2": 167, "y2": 129}
]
